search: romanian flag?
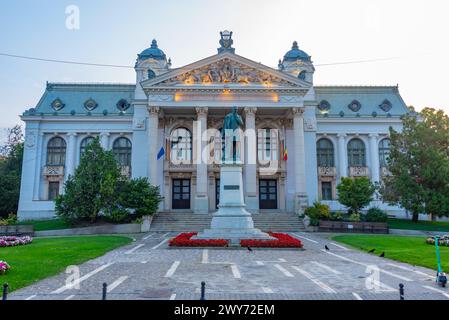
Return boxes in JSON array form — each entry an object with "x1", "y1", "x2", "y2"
[{"x1": 283, "y1": 148, "x2": 288, "y2": 162}]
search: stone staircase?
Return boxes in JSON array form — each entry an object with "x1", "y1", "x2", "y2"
[{"x1": 150, "y1": 212, "x2": 305, "y2": 232}]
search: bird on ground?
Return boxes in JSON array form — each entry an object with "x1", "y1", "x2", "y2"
[
  {"x1": 368, "y1": 249, "x2": 375, "y2": 253},
  {"x1": 247, "y1": 246, "x2": 253, "y2": 253},
  {"x1": 379, "y1": 252, "x2": 385, "y2": 258},
  {"x1": 325, "y1": 245, "x2": 330, "y2": 251}
]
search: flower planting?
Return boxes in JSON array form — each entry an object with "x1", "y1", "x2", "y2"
[
  {"x1": 0, "y1": 236, "x2": 33, "y2": 247},
  {"x1": 0, "y1": 261, "x2": 10, "y2": 275},
  {"x1": 427, "y1": 236, "x2": 449, "y2": 247},
  {"x1": 169, "y1": 233, "x2": 229, "y2": 247},
  {"x1": 241, "y1": 233, "x2": 303, "y2": 248}
]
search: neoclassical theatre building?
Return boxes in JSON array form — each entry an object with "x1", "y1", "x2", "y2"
[{"x1": 18, "y1": 31, "x2": 410, "y2": 220}]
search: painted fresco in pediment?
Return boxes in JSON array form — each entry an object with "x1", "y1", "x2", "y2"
[{"x1": 158, "y1": 58, "x2": 298, "y2": 87}]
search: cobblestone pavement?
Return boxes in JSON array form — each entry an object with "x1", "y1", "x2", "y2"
[{"x1": 9, "y1": 232, "x2": 449, "y2": 300}]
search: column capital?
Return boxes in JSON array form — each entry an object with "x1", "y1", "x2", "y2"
[
  {"x1": 100, "y1": 132, "x2": 111, "y2": 137},
  {"x1": 66, "y1": 132, "x2": 78, "y2": 137},
  {"x1": 148, "y1": 106, "x2": 160, "y2": 115},
  {"x1": 195, "y1": 107, "x2": 209, "y2": 116},
  {"x1": 368, "y1": 133, "x2": 379, "y2": 139},
  {"x1": 292, "y1": 107, "x2": 305, "y2": 116},
  {"x1": 244, "y1": 107, "x2": 258, "y2": 115},
  {"x1": 337, "y1": 133, "x2": 347, "y2": 138}
]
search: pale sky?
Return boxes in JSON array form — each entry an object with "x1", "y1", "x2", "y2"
[{"x1": 0, "y1": 0, "x2": 448, "y2": 131}]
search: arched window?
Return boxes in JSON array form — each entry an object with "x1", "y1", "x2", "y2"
[
  {"x1": 170, "y1": 128, "x2": 192, "y2": 163},
  {"x1": 80, "y1": 137, "x2": 95, "y2": 157},
  {"x1": 317, "y1": 138, "x2": 335, "y2": 167},
  {"x1": 113, "y1": 137, "x2": 132, "y2": 167},
  {"x1": 348, "y1": 138, "x2": 366, "y2": 167},
  {"x1": 47, "y1": 137, "x2": 66, "y2": 166},
  {"x1": 258, "y1": 128, "x2": 279, "y2": 161},
  {"x1": 298, "y1": 71, "x2": 306, "y2": 80},
  {"x1": 379, "y1": 138, "x2": 391, "y2": 167}
]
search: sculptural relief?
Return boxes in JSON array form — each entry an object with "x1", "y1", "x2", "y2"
[{"x1": 160, "y1": 58, "x2": 294, "y2": 86}]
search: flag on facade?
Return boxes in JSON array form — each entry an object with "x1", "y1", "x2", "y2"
[
  {"x1": 157, "y1": 147, "x2": 165, "y2": 160},
  {"x1": 283, "y1": 147, "x2": 288, "y2": 161}
]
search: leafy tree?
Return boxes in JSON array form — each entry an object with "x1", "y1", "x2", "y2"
[
  {"x1": 381, "y1": 108, "x2": 449, "y2": 222},
  {"x1": 55, "y1": 137, "x2": 121, "y2": 223},
  {"x1": 0, "y1": 125, "x2": 24, "y2": 217},
  {"x1": 117, "y1": 178, "x2": 162, "y2": 218},
  {"x1": 337, "y1": 177, "x2": 376, "y2": 218}
]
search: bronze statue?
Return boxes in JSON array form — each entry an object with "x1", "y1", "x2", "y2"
[{"x1": 222, "y1": 107, "x2": 244, "y2": 162}]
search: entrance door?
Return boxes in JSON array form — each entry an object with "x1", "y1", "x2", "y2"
[
  {"x1": 259, "y1": 179, "x2": 278, "y2": 209},
  {"x1": 215, "y1": 179, "x2": 220, "y2": 209},
  {"x1": 172, "y1": 179, "x2": 191, "y2": 210}
]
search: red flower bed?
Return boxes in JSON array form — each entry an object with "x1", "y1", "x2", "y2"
[
  {"x1": 241, "y1": 233, "x2": 303, "y2": 248},
  {"x1": 169, "y1": 232, "x2": 229, "y2": 247}
]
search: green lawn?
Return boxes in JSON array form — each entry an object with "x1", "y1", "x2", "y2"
[
  {"x1": 0, "y1": 236, "x2": 132, "y2": 292},
  {"x1": 333, "y1": 235, "x2": 448, "y2": 272},
  {"x1": 388, "y1": 218, "x2": 449, "y2": 232},
  {"x1": 17, "y1": 219, "x2": 70, "y2": 231}
]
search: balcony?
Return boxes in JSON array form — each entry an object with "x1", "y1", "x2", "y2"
[
  {"x1": 349, "y1": 166, "x2": 369, "y2": 177},
  {"x1": 164, "y1": 160, "x2": 195, "y2": 172},
  {"x1": 43, "y1": 166, "x2": 65, "y2": 177},
  {"x1": 318, "y1": 166, "x2": 337, "y2": 177},
  {"x1": 120, "y1": 166, "x2": 132, "y2": 178},
  {"x1": 381, "y1": 166, "x2": 392, "y2": 177}
]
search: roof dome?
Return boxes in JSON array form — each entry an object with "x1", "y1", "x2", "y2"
[
  {"x1": 138, "y1": 39, "x2": 167, "y2": 60},
  {"x1": 283, "y1": 41, "x2": 311, "y2": 62}
]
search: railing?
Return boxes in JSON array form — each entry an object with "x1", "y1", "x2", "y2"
[
  {"x1": 349, "y1": 166, "x2": 369, "y2": 177},
  {"x1": 43, "y1": 166, "x2": 64, "y2": 177},
  {"x1": 318, "y1": 166, "x2": 337, "y2": 177}
]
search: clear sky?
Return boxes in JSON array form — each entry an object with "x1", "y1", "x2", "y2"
[{"x1": 1, "y1": 0, "x2": 448, "y2": 133}]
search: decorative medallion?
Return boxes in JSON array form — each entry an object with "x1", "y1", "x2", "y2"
[
  {"x1": 348, "y1": 100, "x2": 362, "y2": 112},
  {"x1": 318, "y1": 100, "x2": 331, "y2": 112},
  {"x1": 379, "y1": 99, "x2": 392, "y2": 112},
  {"x1": 116, "y1": 99, "x2": 130, "y2": 112},
  {"x1": 84, "y1": 98, "x2": 98, "y2": 111},
  {"x1": 51, "y1": 98, "x2": 65, "y2": 111}
]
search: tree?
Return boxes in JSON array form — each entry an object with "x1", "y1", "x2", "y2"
[
  {"x1": 337, "y1": 177, "x2": 376, "y2": 218},
  {"x1": 55, "y1": 137, "x2": 121, "y2": 223},
  {"x1": 117, "y1": 178, "x2": 163, "y2": 218},
  {"x1": 0, "y1": 125, "x2": 24, "y2": 217},
  {"x1": 381, "y1": 108, "x2": 449, "y2": 222}
]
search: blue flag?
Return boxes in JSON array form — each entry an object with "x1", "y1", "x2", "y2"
[{"x1": 157, "y1": 147, "x2": 165, "y2": 160}]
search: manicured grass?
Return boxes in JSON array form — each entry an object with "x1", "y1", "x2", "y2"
[
  {"x1": 388, "y1": 218, "x2": 449, "y2": 232},
  {"x1": 17, "y1": 219, "x2": 70, "y2": 231},
  {"x1": 333, "y1": 235, "x2": 449, "y2": 272},
  {"x1": 0, "y1": 236, "x2": 132, "y2": 292}
]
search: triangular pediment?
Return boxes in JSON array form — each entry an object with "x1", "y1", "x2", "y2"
[{"x1": 140, "y1": 52, "x2": 311, "y2": 90}]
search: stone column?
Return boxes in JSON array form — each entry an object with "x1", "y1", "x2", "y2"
[
  {"x1": 244, "y1": 107, "x2": 258, "y2": 212},
  {"x1": 194, "y1": 107, "x2": 209, "y2": 214},
  {"x1": 100, "y1": 132, "x2": 110, "y2": 150},
  {"x1": 147, "y1": 106, "x2": 160, "y2": 185},
  {"x1": 369, "y1": 133, "x2": 380, "y2": 184},
  {"x1": 292, "y1": 107, "x2": 308, "y2": 214},
  {"x1": 65, "y1": 133, "x2": 77, "y2": 179},
  {"x1": 337, "y1": 133, "x2": 347, "y2": 179},
  {"x1": 32, "y1": 132, "x2": 44, "y2": 201}
]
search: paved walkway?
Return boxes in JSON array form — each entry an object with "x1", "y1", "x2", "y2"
[{"x1": 9, "y1": 232, "x2": 448, "y2": 300}]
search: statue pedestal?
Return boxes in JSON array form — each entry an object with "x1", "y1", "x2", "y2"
[{"x1": 194, "y1": 162, "x2": 274, "y2": 245}]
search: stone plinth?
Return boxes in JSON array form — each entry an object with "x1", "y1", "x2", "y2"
[{"x1": 194, "y1": 162, "x2": 274, "y2": 244}]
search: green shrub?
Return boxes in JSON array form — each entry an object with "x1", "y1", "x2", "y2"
[
  {"x1": 348, "y1": 213, "x2": 361, "y2": 222},
  {"x1": 305, "y1": 202, "x2": 330, "y2": 226},
  {"x1": 117, "y1": 178, "x2": 162, "y2": 218},
  {"x1": 0, "y1": 213, "x2": 18, "y2": 226},
  {"x1": 337, "y1": 177, "x2": 377, "y2": 215},
  {"x1": 329, "y1": 211, "x2": 344, "y2": 221},
  {"x1": 365, "y1": 207, "x2": 388, "y2": 222}
]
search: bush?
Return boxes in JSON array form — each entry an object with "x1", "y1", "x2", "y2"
[
  {"x1": 0, "y1": 214, "x2": 17, "y2": 226},
  {"x1": 329, "y1": 211, "x2": 344, "y2": 221},
  {"x1": 365, "y1": 207, "x2": 388, "y2": 222},
  {"x1": 117, "y1": 178, "x2": 162, "y2": 219},
  {"x1": 305, "y1": 202, "x2": 330, "y2": 226}
]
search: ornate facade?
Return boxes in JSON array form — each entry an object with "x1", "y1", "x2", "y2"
[{"x1": 18, "y1": 32, "x2": 410, "y2": 220}]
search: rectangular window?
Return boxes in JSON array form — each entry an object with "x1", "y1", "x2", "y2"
[
  {"x1": 48, "y1": 182, "x2": 60, "y2": 201},
  {"x1": 321, "y1": 182, "x2": 333, "y2": 201}
]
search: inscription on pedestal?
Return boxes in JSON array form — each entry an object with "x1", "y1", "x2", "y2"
[{"x1": 224, "y1": 185, "x2": 240, "y2": 190}]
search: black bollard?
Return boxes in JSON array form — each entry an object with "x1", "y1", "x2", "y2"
[
  {"x1": 102, "y1": 283, "x2": 108, "y2": 301},
  {"x1": 2, "y1": 283, "x2": 8, "y2": 301},
  {"x1": 200, "y1": 282, "x2": 206, "y2": 301},
  {"x1": 399, "y1": 283, "x2": 404, "y2": 300}
]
